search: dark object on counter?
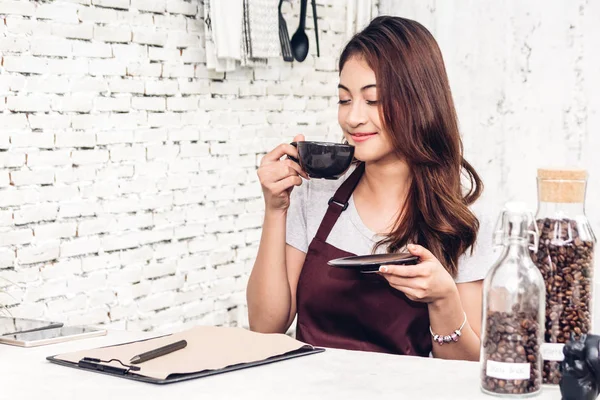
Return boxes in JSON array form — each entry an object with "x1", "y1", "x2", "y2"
[
  {"x1": 290, "y1": 0, "x2": 309, "y2": 61},
  {"x1": 288, "y1": 141, "x2": 354, "y2": 180},
  {"x1": 311, "y1": 0, "x2": 319, "y2": 56},
  {"x1": 130, "y1": 340, "x2": 188, "y2": 364},
  {"x1": 278, "y1": 0, "x2": 293, "y2": 62},
  {"x1": 560, "y1": 334, "x2": 600, "y2": 400}
]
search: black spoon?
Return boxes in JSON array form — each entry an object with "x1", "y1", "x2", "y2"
[
  {"x1": 290, "y1": 0, "x2": 309, "y2": 62},
  {"x1": 311, "y1": 0, "x2": 319, "y2": 57}
]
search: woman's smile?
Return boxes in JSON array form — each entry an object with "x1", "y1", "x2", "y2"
[{"x1": 349, "y1": 132, "x2": 378, "y2": 142}]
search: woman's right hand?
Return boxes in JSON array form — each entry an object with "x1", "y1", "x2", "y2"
[{"x1": 258, "y1": 134, "x2": 309, "y2": 213}]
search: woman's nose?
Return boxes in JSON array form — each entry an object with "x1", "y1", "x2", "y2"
[{"x1": 345, "y1": 102, "x2": 368, "y2": 127}]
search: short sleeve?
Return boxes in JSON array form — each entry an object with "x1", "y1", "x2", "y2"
[
  {"x1": 455, "y1": 201, "x2": 501, "y2": 283},
  {"x1": 285, "y1": 179, "x2": 309, "y2": 253}
]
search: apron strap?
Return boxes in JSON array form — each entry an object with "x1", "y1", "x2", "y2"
[{"x1": 315, "y1": 162, "x2": 365, "y2": 241}]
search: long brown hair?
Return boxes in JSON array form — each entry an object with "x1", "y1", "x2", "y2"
[{"x1": 339, "y1": 16, "x2": 483, "y2": 277}]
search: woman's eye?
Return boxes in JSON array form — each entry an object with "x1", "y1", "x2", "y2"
[
  {"x1": 338, "y1": 99, "x2": 351, "y2": 105},
  {"x1": 366, "y1": 100, "x2": 379, "y2": 106}
]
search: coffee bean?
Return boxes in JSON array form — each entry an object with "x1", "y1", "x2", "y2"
[
  {"x1": 481, "y1": 311, "x2": 542, "y2": 395},
  {"x1": 531, "y1": 218, "x2": 595, "y2": 385}
]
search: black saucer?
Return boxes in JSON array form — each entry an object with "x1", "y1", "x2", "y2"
[{"x1": 327, "y1": 253, "x2": 419, "y2": 273}]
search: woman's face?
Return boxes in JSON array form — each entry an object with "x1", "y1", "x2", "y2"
[{"x1": 338, "y1": 56, "x2": 395, "y2": 163}]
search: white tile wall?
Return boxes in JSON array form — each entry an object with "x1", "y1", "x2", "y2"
[{"x1": 0, "y1": 0, "x2": 352, "y2": 331}]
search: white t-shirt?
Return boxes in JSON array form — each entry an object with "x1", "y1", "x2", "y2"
[{"x1": 285, "y1": 164, "x2": 498, "y2": 283}]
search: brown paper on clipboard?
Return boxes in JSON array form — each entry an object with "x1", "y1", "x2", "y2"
[{"x1": 55, "y1": 326, "x2": 314, "y2": 380}]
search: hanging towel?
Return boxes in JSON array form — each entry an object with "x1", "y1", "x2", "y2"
[
  {"x1": 205, "y1": 0, "x2": 242, "y2": 72},
  {"x1": 204, "y1": 0, "x2": 229, "y2": 72},
  {"x1": 212, "y1": 0, "x2": 244, "y2": 60},
  {"x1": 204, "y1": 0, "x2": 281, "y2": 71},
  {"x1": 241, "y1": 0, "x2": 262, "y2": 67},
  {"x1": 247, "y1": 0, "x2": 280, "y2": 59},
  {"x1": 241, "y1": 0, "x2": 281, "y2": 67}
]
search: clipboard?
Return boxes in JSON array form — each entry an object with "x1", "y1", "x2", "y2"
[{"x1": 47, "y1": 326, "x2": 325, "y2": 384}]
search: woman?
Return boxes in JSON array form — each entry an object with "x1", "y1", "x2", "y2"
[{"x1": 246, "y1": 16, "x2": 493, "y2": 361}]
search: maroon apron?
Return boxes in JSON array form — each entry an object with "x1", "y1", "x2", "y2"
[{"x1": 295, "y1": 162, "x2": 432, "y2": 356}]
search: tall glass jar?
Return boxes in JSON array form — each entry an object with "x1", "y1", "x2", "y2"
[
  {"x1": 480, "y1": 202, "x2": 545, "y2": 397},
  {"x1": 530, "y1": 169, "x2": 596, "y2": 385}
]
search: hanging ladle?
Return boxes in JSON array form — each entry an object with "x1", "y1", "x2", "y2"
[{"x1": 290, "y1": 0, "x2": 309, "y2": 62}]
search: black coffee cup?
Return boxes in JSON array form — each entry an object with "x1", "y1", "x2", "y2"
[{"x1": 288, "y1": 141, "x2": 355, "y2": 180}]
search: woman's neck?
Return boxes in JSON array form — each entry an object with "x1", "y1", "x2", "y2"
[
  {"x1": 360, "y1": 158, "x2": 411, "y2": 201},
  {"x1": 353, "y1": 158, "x2": 411, "y2": 235}
]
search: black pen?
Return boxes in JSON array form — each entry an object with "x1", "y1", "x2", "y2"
[{"x1": 129, "y1": 339, "x2": 187, "y2": 364}]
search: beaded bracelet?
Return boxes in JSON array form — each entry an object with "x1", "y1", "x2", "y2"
[{"x1": 430, "y1": 312, "x2": 467, "y2": 345}]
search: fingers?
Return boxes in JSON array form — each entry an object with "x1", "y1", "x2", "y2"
[
  {"x1": 261, "y1": 143, "x2": 299, "y2": 164},
  {"x1": 258, "y1": 136, "x2": 309, "y2": 182},
  {"x1": 378, "y1": 264, "x2": 422, "y2": 278},
  {"x1": 407, "y1": 243, "x2": 437, "y2": 262},
  {"x1": 272, "y1": 175, "x2": 303, "y2": 193},
  {"x1": 293, "y1": 134, "x2": 305, "y2": 143},
  {"x1": 262, "y1": 134, "x2": 305, "y2": 165},
  {"x1": 259, "y1": 163, "x2": 301, "y2": 186},
  {"x1": 283, "y1": 158, "x2": 309, "y2": 180},
  {"x1": 378, "y1": 267, "x2": 429, "y2": 297}
]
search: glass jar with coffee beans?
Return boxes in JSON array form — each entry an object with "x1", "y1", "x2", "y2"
[
  {"x1": 481, "y1": 202, "x2": 545, "y2": 397},
  {"x1": 530, "y1": 169, "x2": 596, "y2": 386}
]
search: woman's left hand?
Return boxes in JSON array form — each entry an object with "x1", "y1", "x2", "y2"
[{"x1": 378, "y1": 244, "x2": 457, "y2": 304}]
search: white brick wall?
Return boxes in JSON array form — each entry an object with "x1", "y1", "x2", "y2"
[
  {"x1": 0, "y1": 0, "x2": 351, "y2": 331},
  {"x1": 381, "y1": 0, "x2": 600, "y2": 329}
]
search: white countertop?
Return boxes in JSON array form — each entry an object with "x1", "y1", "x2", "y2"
[{"x1": 0, "y1": 329, "x2": 562, "y2": 400}]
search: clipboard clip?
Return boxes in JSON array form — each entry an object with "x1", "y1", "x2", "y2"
[{"x1": 78, "y1": 357, "x2": 141, "y2": 375}]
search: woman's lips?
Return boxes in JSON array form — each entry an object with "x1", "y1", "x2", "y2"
[{"x1": 350, "y1": 132, "x2": 377, "y2": 142}]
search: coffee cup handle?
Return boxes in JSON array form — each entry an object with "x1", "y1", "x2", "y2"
[{"x1": 287, "y1": 142, "x2": 300, "y2": 164}]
